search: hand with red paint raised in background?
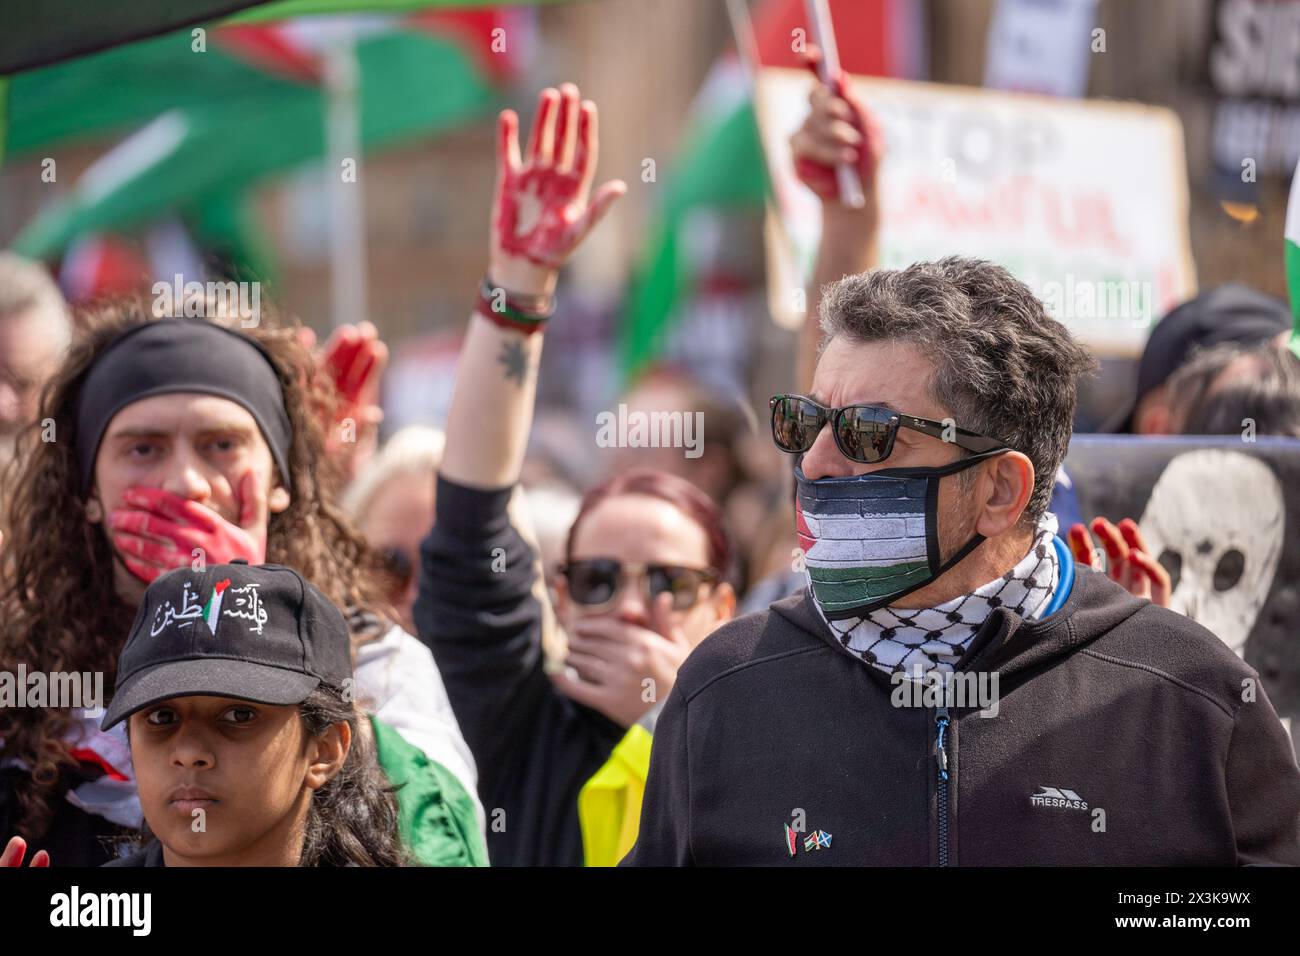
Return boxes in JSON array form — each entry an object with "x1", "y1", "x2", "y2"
[
  {"x1": 106, "y1": 475, "x2": 267, "y2": 583},
  {"x1": 1068, "y1": 516, "x2": 1172, "y2": 607},
  {"x1": 790, "y1": 43, "x2": 886, "y2": 390},
  {"x1": 791, "y1": 43, "x2": 885, "y2": 213},
  {"x1": 1, "y1": 836, "x2": 50, "y2": 867},
  {"x1": 488, "y1": 83, "x2": 627, "y2": 299},
  {"x1": 299, "y1": 321, "x2": 388, "y2": 483}
]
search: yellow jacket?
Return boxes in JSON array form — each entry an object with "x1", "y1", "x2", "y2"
[{"x1": 578, "y1": 723, "x2": 654, "y2": 866}]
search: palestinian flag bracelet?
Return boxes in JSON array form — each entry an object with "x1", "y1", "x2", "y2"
[{"x1": 476, "y1": 276, "x2": 556, "y2": 335}]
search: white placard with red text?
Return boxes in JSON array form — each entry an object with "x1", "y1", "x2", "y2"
[{"x1": 757, "y1": 69, "x2": 1197, "y2": 355}]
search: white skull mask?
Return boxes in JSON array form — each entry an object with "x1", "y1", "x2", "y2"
[{"x1": 1138, "y1": 450, "x2": 1285, "y2": 657}]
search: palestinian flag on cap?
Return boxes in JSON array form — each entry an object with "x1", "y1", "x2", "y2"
[
  {"x1": 1282, "y1": 157, "x2": 1300, "y2": 360},
  {"x1": 203, "y1": 578, "x2": 232, "y2": 634}
]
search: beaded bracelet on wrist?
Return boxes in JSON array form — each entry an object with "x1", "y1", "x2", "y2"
[
  {"x1": 479, "y1": 276, "x2": 556, "y2": 318},
  {"x1": 475, "y1": 277, "x2": 554, "y2": 335}
]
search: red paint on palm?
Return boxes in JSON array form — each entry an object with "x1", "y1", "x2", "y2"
[
  {"x1": 497, "y1": 100, "x2": 591, "y2": 268},
  {"x1": 496, "y1": 171, "x2": 588, "y2": 268},
  {"x1": 323, "y1": 333, "x2": 368, "y2": 404},
  {"x1": 491, "y1": 87, "x2": 624, "y2": 276},
  {"x1": 796, "y1": 48, "x2": 882, "y2": 201},
  {"x1": 795, "y1": 156, "x2": 839, "y2": 198}
]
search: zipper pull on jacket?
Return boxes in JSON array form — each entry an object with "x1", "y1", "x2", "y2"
[{"x1": 935, "y1": 706, "x2": 950, "y2": 781}]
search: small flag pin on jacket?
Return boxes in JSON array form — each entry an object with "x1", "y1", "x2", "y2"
[
  {"x1": 785, "y1": 824, "x2": 798, "y2": 857},
  {"x1": 803, "y1": 829, "x2": 832, "y2": 852}
]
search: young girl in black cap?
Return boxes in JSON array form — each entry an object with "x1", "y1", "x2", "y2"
[
  {"x1": 5, "y1": 560, "x2": 405, "y2": 867},
  {"x1": 0, "y1": 298, "x2": 482, "y2": 865}
]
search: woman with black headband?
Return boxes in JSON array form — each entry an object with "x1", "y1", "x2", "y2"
[{"x1": 0, "y1": 298, "x2": 484, "y2": 865}]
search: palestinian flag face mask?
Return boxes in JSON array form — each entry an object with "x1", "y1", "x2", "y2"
[{"x1": 794, "y1": 451, "x2": 1005, "y2": 619}]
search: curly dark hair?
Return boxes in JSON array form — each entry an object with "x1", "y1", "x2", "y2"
[{"x1": 0, "y1": 295, "x2": 393, "y2": 842}]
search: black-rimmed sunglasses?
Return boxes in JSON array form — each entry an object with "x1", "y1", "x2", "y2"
[
  {"x1": 769, "y1": 394, "x2": 1008, "y2": 464},
  {"x1": 559, "y1": 558, "x2": 720, "y2": 612}
]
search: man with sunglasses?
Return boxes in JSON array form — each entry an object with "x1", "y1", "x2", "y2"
[{"x1": 625, "y1": 258, "x2": 1300, "y2": 865}]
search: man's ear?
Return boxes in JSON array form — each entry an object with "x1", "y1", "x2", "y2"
[
  {"x1": 975, "y1": 452, "x2": 1034, "y2": 539},
  {"x1": 268, "y1": 484, "x2": 291, "y2": 514},
  {"x1": 1134, "y1": 386, "x2": 1171, "y2": 435},
  {"x1": 304, "y1": 719, "x2": 351, "y2": 791},
  {"x1": 711, "y1": 582, "x2": 737, "y2": 624}
]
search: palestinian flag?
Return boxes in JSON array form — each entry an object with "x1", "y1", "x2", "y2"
[
  {"x1": 1282, "y1": 156, "x2": 1300, "y2": 360},
  {"x1": 7, "y1": 8, "x2": 529, "y2": 262},
  {"x1": 0, "y1": 0, "x2": 566, "y2": 75},
  {"x1": 796, "y1": 478, "x2": 931, "y2": 618},
  {"x1": 619, "y1": 0, "x2": 924, "y2": 380},
  {"x1": 203, "y1": 578, "x2": 233, "y2": 634}
]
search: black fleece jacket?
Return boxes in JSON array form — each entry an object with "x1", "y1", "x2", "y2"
[
  {"x1": 413, "y1": 475, "x2": 625, "y2": 867},
  {"x1": 623, "y1": 567, "x2": 1300, "y2": 865}
]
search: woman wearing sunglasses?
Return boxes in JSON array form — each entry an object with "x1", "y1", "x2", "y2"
[{"x1": 413, "y1": 84, "x2": 736, "y2": 867}]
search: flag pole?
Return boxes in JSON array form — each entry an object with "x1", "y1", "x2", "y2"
[
  {"x1": 1286, "y1": 159, "x2": 1300, "y2": 359},
  {"x1": 725, "y1": 0, "x2": 762, "y2": 91},
  {"x1": 724, "y1": 0, "x2": 787, "y2": 218},
  {"x1": 724, "y1": 0, "x2": 800, "y2": 292},
  {"x1": 323, "y1": 29, "x2": 367, "y2": 331},
  {"x1": 804, "y1": 0, "x2": 865, "y2": 208}
]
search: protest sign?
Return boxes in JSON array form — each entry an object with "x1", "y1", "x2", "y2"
[
  {"x1": 1066, "y1": 435, "x2": 1300, "y2": 758},
  {"x1": 756, "y1": 69, "x2": 1198, "y2": 355}
]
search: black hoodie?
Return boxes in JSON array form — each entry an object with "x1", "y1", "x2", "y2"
[
  {"x1": 414, "y1": 476, "x2": 626, "y2": 866},
  {"x1": 622, "y1": 568, "x2": 1300, "y2": 865}
]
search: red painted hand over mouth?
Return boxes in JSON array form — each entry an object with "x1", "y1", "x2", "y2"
[{"x1": 107, "y1": 475, "x2": 268, "y2": 583}]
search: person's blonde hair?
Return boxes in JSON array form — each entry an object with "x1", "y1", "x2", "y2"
[
  {"x1": 342, "y1": 425, "x2": 445, "y2": 524},
  {"x1": 0, "y1": 252, "x2": 71, "y2": 351}
]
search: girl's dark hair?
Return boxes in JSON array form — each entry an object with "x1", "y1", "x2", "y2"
[
  {"x1": 129, "y1": 686, "x2": 407, "y2": 867},
  {"x1": 0, "y1": 295, "x2": 394, "y2": 841},
  {"x1": 564, "y1": 467, "x2": 735, "y2": 583},
  {"x1": 297, "y1": 685, "x2": 406, "y2": 867}
]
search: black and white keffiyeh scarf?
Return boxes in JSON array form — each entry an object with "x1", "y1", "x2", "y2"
[{"x1": 816, "y1": 516, "x2": 1062, "y2": 679}]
